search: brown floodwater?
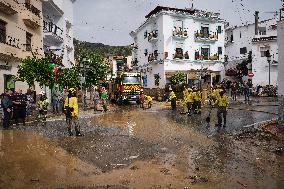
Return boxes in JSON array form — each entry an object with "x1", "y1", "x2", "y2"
[{"x1": 0, "y1": 106, "x2": 283, "y2": 189}]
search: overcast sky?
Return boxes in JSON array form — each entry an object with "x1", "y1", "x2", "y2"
[{"x1": 73, "y1": 0, "x2": 283, "y2": 46}]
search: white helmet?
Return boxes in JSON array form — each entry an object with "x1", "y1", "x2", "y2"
[{"x1": 39, "y1": 91, "x2": 45, "y2": 95}]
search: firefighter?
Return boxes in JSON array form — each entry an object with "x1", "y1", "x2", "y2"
[
  {"x1": 215, "y1": 90, "x2": 229, "y2": 127},
  {"x1": 193, "y1": 87, "x2": 202, "y2": 114},
  {"x1": 144, "y1": 95, "x2": 153, "y2": 109},
  {"x1": 182, "y1": 87, "x2": 189, "y2": 114},
  {"x1": 168, "y1": 87, "x2": 177, "y2": 111},
  {"x1": 37, "y1": 91, "x2": 49, "y2": 122},
  {"x1": 64, "y1": 88, "x2": 82, "y2": 136},
  {"x1": 186, "y1": 87, "x2": 194, "y2": 115}
]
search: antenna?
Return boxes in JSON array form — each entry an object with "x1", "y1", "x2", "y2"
[{"x1": 190, "y1": 0, "x2": 194, "y2": 10}]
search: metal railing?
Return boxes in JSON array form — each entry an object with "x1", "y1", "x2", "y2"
[
  {"x1": 0, "y1": 33, "x2": 20, "y2": 49},
  {"x1": 43, "y1": 21, "x2": 63, "y2": 37}
]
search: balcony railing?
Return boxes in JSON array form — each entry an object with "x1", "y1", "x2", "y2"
[
  {"x1": 25, "y1": 3, "x2": 41, "y2": 17},
  {"x1": 148, "y1": 30, "x2": 158, "y2": 42},
  {"x1": 173, "y1": 28, "x2": 188, "y2": 39},
  {"x1": 0, "y1": 33, "x2": 20, "y2": 49},
  {"x1": 195, "y1": 52, "x2": 219, "y2": 61},
  {"x1": 43, "y1": 21, "x2": 63, "y2": 36},
  {"x1": 148, "y1": 53, "x2": 158, "y2": 63},
  {"x1": 195, "y1": 32, "x2": 218, "y2": 41}
]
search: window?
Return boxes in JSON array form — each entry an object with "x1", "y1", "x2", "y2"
[
  {"x1": 230, "y1": 34, "x2": 234, "y2": 42},
  {"x1": 240, "y1": 47, "x2": 247, "y2": 55},
  {"x1": 259, "y1": 27, "x2": 266, "y2": 35},
  {"x1": 218, "y1": 47, "x2": 223, "y2": 55},
  {"x1": 26, "y1": 32, "x2": 32, "y2": 51},
  {"x1": 144, "y1": 49, "x2": 148, "y2": 56},
  {"x1": 201, "y1": 47, "x2": 210, "y2": 60},
  {"x1": 240, "y1": 31, "x2": 242, "y2": 38},
  {"x1": 144, "y1": 31, "x2": 148, "y2": 39},
  {"x1": 260, "y1": 46, "x2": 270, "y2": 57},
  {"x1": 217, "y1": 26, "x2": 222, "y2": 34},
  {"x1": 0, "y1": 20, "x2": 6, "y2": 43},
  {"x1": 201, "y1": 26, "x2": 209, "y2": 36}
]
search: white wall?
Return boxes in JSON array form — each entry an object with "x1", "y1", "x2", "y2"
[
  {"x1": 278, "y1": 20, "x2": 284, "y2": 95},
  {"x1": 225, "y1": 18, "x2": 279, "y2": 86}
]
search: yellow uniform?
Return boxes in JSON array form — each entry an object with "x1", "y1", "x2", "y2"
[
  {"x1": 169, "y1": 91, "x2": 176, "y2": 100},
  {"x1": 216, "y1": 95, "x2": 229, "y2": 108},
  {"x1": 216, "y1": 94, "x2": 229, "y2": 127},
  {"x1": 64, "y1": 97, "x2": 79, "y2": 117}
]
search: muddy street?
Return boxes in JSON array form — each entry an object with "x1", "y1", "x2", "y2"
[{"x1": 0, "y1": 105, "x2": 283, "y2": 189}]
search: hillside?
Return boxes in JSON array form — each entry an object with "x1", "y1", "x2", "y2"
[{"x1": 74, "y1": 39, "x2": 132, "y2": 59}]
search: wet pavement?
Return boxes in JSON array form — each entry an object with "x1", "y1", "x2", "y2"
[{"x1": 0, "y1": 101, "x2": 283, "y2": 189}]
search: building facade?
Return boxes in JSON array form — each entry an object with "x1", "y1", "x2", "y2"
[
  {"x1": 278, "y1": 20, "x2": 284, "y2": 125},
  {"x1": 42, "y1": 0, "x2": 76, "y2": 68},
  {"x1": 130, "y1": 6, "x2": 225, "y2": 89},
  {"x1": 225, "y1": 15, "x2": 279, "y2": 86},
  {"x1": 0, "y1": 0, "x2": 43, "y2": 93}
]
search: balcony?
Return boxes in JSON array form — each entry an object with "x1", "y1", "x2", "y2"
[
  {"x1": 172, "y1": 28, "x2": 188, "y2": 40},
  {"x1": 148, "y1": 30, "x2": 158, "y2": 43},
  {"x1": 194, "y1": 52, "x2": 219, "y2": 62},
  {"x1": 43, "y1": 0, "x2": 63, "y2": 17},
  {"x1": 195, "y1": 32, "x2": 218, "y2": 42},
  {"x1": 252, "y1": 36, "x2": 277, "y2": 43},
  {"x1": 0, "y1": 0, "x2": 18, "y2": 15},
  {"x1": 22, "y1": 4, "x2": 41, "y2": 29},
  {"x1": 0, "y1": 34, "x2": 21, "y2": 60},
  {"x1": 148, "y1": 52, "x2": 159, "y2": 63},
  {"x1": 43, "y1": 21, "x2": 63, "y2": 44}
]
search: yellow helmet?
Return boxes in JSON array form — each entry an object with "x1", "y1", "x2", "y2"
[{"x1": 68, "y1": 88, "x2": 76, "y2": 93}]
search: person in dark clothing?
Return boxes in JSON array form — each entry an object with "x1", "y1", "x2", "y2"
[
  {"x1": 244, "y1": 82, "x2": 250, "y2": 103},
  {"x1": 12, "y1": 89, "x2": 27, "y2": 126},
  {"x1": 1, "y1": 89, "x2": 13, "y2": 129},
  {"x1": 231, "y1": 82, "x2": 238, "y2": 101}
]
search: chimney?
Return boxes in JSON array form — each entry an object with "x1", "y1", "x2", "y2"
[{"x1": 255, "y1": 11, "x2": 259, "y2": 35}]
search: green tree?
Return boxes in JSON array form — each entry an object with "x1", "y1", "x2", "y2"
[
  {"x1": 170, "y1": 72, "x2": 187, "y2": 85},
  {"x1": 83, "y1": 53, "x2": 109, "y2": 87},
  {"x1": 56, "y1": 67, "x2": 80, "y2": 88},
  {"x1": 17, "y1": 57, "x2": 53, "y2": 87}
]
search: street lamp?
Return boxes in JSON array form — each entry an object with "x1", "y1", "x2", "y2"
[{"x1": 266, "y1": 50, "x2": 272, "y2": 86}]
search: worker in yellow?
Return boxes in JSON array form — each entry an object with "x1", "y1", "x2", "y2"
[
  {"x1": 215, "y1": 90, "x2": 229, "y2": 127},
  {"x1": 192, "y1": 87, "x2": 202, "y2": 114},
  {"x1": 168, "y1": 86, "x2": 177, "y2": 111},
  {"x1": 64, "y1": 88, "x2": 82, "y2": 136},
  {"x1": 182, "y1": 87, "x2": 189, "y2": 114},
  {"x1": 37, "y1": 91, "x2": 49, "y2": 123},
  {"x1": 186, "y1": 87, "x2": 194, "y2": 115},
  {"x1": 144, "y1": 95, "x2": 153, "y2": 109}
]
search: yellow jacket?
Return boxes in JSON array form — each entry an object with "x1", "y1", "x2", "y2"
[
  {"x1": 187, "y1": 92, "x2": 194, "y2": 103},
  {"x1": 183, "y1": 90, "x2": 189, "y2": 103},
  {"x1": 168, "y1": 91, "x2": 176, "y2": 100},
  {"x1": 216, "y1": 95, "x2": 229, "y2": 108},
  {"x1": 193, "y1": 91, "x2": 201, "y2": 101},
  {"x1": 64, "y1": 97, "x2": 79, "y2": 117},
  {"x1": 145, "y1": 95, "x2": 153, "y2": 102}
]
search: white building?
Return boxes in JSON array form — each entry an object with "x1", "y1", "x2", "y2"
[
  {"x1": 278, "y1": 20, "x2": 284, "y2": 126},
  {"x1": 42, "y1": 0, "x2": 76, "y2": 68},
  {"x1": 278, "y1": 20, "x2": 284, "y2": 96},
  {"x1": 225, "y1": 14, "x2": 279, "y2": 86},
  {"x1": 130, "y1": 6, "x2": 225, "y2": 89}
]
